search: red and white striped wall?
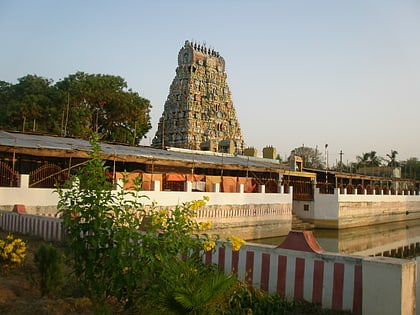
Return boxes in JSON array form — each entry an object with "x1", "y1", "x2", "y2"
[{"x1": 204, "y1": 232, "x2": 364, "y2": 315}]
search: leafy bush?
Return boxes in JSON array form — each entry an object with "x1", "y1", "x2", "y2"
[
  {"x1": 56, "y1": 134, "x2": 237, "y2": 310},
  {"x1": 0, "y1": 233, "x2": 27, "y2": 274},
  {"x1": 34, "y1": 243, "x2": 64, "y2": 296}
]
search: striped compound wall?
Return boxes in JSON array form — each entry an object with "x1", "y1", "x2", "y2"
[
  {"x1": 204, "y1": 231, "x2": 416, "y2": 315},
  {"x1": 0, "y1": 211, "x2": 416, "y2": 315},
  {"x1": 205, "y1": 231, "x2": 363, "y2": 314}
]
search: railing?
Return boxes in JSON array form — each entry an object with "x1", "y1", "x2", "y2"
[
  {"x1": 29, "y1": 163, "x2": 68, "y2": 188},
  {"x1": 0, "y1": 161, "x2": 18, "y2": 187}
]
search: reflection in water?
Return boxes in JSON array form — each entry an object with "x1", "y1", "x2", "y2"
[
  {"x1": 251, "y1": 219, "x2": 420, "y2": 257},
  {"x1": 251, "y1": 219, "x2": 420, "y2": 315}
]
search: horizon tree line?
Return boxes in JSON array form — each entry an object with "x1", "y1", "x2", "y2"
[{"x1": 0, "y1": 72, "x2": 152, "y2": 145}]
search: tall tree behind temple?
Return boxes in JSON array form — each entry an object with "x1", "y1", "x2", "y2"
[
  {"x1": 0, "y1": 75, "x2": 56, "y2": 133},
  {"x1": 0, "y1": 72, "x2": 151, "y2": 144}
]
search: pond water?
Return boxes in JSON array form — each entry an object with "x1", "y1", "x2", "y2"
[
  {"x1": 251, "y1": 219, "x2": 420, "y2": 257},
  {"x1": 251, "y1": 218, "x2": 420, "y2": 314}
]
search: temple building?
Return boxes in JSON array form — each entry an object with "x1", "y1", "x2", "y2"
[{"x1": 152, "y1": 40, "x2": 244, "y2": 154}]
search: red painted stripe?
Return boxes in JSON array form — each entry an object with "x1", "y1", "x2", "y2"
[
  {"x1": 245, "y1": 251, "x2": 254, "y2": 284},
  {"x1": 294, "y1": 257, "x2": 305, "y2": 300},
  {"x1": 353, "y1": 265, "x2": 363, "y2": 315},
  {"x1": 260, "y1": 253, "x2": 271, "y2": 291},
  {"x1": 277, "y1": 255, "x2": 287, "y2": 297},
  {"x1": 218, "y1": 246, "x2": 226, "y2": 271},
  {"x1": 312, "y1": 260, "x2": 324, "y2": 305},
  {"x1": 332, "y1": 263, "x2": 344, "y2": 310},
  {"x1": 231, "y1": 250, "x2": 239, "y2": 274},
  {"x1": 205, "y1": 250, "x2": 212, "y2": 265}
]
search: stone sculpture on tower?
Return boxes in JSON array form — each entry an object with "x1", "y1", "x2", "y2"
[{"x1": 152, "y1": 40, "x2": 244, "y2": 154}]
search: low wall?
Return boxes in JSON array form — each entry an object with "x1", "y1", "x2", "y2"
[
  {"x1": 205, "y1": 231, "x2": 416, "y2": 315},
  {"x1": 294, "y1": 188, "x2": 420, "y2": 229},
  {"x1": 0, "y1": 175, "x2": 291, "y2": 213},
  {"x1": 0, "y1": 175, "x2": 293, "y2": 239},
  {"x1": 196, "y1": 203, "x2": 291, "y2": 239},
  {"x1": 0, "y1": 213, "x2": 414, "y2": 315},
  {"x1": 0, "y1": 211, "x2": 63, "y2": 241}
]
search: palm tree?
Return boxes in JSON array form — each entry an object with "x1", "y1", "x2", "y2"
[
  {"x1": 386, "y1": 150, "x2": 399, "y2": 167},
  {"x1": 356, "y1": 151, "x2": 382, "y2": 168},
  {"x1": 356, "y1": 152, "x2": 370, "y2": 168},
  {"x1": 367, "y1": 151, "x2": 382, "y2": 167}
]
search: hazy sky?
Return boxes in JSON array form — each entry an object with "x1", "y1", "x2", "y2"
[{"x1": 1, "y1": 1, "x2": 419, "y2": 163}]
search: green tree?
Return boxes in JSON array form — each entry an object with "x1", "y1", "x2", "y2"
[
  {"x1": 55, "y1": 72, "x2": 151, "y2": 142},
  {"x1": 289, "y1": 146, "x2": 324, "y2": 169},
  {"x1": 386, "y1": 149, "x2": 399, "y2": 167},
  {"x1": 3, "y1": 75, "x2": 54, "y2": 132},
  {"x1": 401, "y1": 158, "x2": 420, "y2": 180},
  {"x1": 0, "y1": 72, "x2": 152, "y2": 144},
  {"x1": 356, "y1": 151, "x2": 382, "y2": 168},
  {"x1": 0, "y1": 81, "x2": 13, "y2": 129}
]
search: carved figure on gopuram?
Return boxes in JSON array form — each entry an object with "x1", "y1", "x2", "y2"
[{"x1": 152, "y1": 40, "x2": 244, "y2": 154}]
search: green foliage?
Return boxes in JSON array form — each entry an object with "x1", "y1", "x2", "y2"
[
  {"x1": 402, "y1": 157, "x2": 420, "y2": 180},
  {"x1": 227, "y1": 284, "x2": 295, "y2": 315},
  {"x1": 289, "y1": 146, "x2": 324, "y2": 169},
  {"x1": 34, "y1": 243, "x2": 64, "y2": 296},
  {"x1": 57, "y1": 134, "x2": 147, "y2": 303},
  {"x1": 147, "y1": 257, "x2": 236, "y2": 315},
  {"x1": 356, "y1": 151, "x2": 383, "y2": 168},
  {"x1": 56, "y1": 134, "x2": 224, "y2": 309},
  {"x1": 0, "y1": 72, "x2": 151, "y2": 144}
]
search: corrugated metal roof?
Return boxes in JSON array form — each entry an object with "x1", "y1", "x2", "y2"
[{"x1": 0, "y1": 131, "x2": 286, "y2": 172}]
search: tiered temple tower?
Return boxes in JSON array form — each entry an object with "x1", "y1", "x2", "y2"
[{"x1": 152, "y1": 40, "x2": 243, "y2": 154}]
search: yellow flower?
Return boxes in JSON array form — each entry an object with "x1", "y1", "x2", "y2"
[
  {"x1": 190, "y1": 197, "x2": 208, "y2": 210},
  {"x1": 230, "y1": 236, "x2": 246, "y2": 251},
  {"x1": 199, "y1": 221, "x2": 212, "y2": 231},
  {"x1": 202, "y1": 240, "x2": 216, "y2": 252}
]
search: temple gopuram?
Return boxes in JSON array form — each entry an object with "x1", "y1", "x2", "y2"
[{"x1": 152, "y1": 40, "x2": 243, "y2": 154}]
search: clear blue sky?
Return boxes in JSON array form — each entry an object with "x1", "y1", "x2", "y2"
[{"x1": 1, "y1": 1, "x2": 419, "y2": 163}]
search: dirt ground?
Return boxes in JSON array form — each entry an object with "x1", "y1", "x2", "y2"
[{"x1": 0, "y1": 230, "x2": 95, "y2": 315}]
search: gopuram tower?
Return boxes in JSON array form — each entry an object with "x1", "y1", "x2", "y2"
[{"x1": 152, "y1": 40, "x2": 244, "y2": 154}]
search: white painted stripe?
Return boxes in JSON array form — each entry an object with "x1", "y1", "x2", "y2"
[
  {"x1": 285, "y1": 254, "x2": 296, "y2": 299},
  {"x1": 212, "y1": 244, "x2": 219, "y2": 265},
  {"x1": 237, "y1": 247, "x2": 247, "y2": 282},
  {"x1": 304, "y1": 258, "x2": 314, "y2": 302},
  {"x1": 342, "y1": 263, "x2": 355, "y2": 311},
  {"x1": 224, "y1": 245, "x2": 232, "y2": 274},
  {"x1": 253, "y1": 251, "x2": 262, "y2": 287},
  {"x1": 322, "y1": 260, "x2": 334, "y2": 309},
  {"x1": 268, "y1": 253, "x2": 279, "y2": 293}
]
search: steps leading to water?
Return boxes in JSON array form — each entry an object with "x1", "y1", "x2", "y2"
[{"x1": 292, "y1": 214, "x2": 315, "y2": 230}]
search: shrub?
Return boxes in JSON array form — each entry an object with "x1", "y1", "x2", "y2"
[
  {"x1": 56, "y1": 134, "x2": 238, "y2": 310},
  {"x1": 34, "y1": 243, "x2": 64, "y2": 296}
]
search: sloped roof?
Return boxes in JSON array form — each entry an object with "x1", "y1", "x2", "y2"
[{"x1": 0, "y1": 131, "x2": 287, "y2": 173}]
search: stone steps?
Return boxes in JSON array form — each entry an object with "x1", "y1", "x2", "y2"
[{"x1": 292, "y1": 214, "x2": 315, "y2": 230}]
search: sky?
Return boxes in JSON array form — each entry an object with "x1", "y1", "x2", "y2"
[{"x1": 1, "y1": 1, "x2": 419, "y2": 164}]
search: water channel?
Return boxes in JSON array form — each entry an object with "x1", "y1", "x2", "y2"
[{"x1": 251, "y1": 218, "x2": 420, "y2": 314}]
